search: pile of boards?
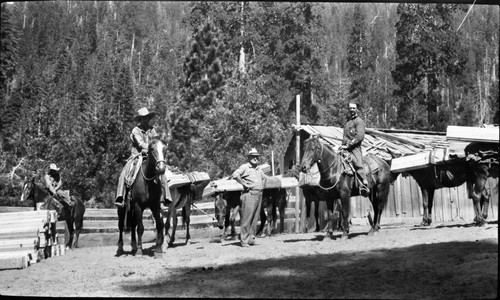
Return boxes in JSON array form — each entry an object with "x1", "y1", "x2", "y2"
[
  {"x1": 390, "y1": 125, "x2": 499, "y2": 173},
  {"x1": 0, "y1": 210, "x2": 63, "y2": 270}
]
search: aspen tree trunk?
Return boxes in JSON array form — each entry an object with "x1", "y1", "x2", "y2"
[
  {"x1": 130, "y1": 33, "x2": 135, "y2": 69},
  {"x1": 238, "y1": 2, "x2": 246, "y2": 75}
]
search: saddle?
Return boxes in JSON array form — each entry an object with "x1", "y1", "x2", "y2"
[{"x1": 341, "y1": 152, "x2": 379, "y2": 188}]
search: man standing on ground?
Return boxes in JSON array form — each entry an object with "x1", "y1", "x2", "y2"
[{"x1": 232, "y1": 148, "x2": 270, "y2": 247}]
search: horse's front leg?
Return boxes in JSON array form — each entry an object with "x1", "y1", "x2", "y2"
[
  {"x1": 225, "y1": 206, "x2": 239, "y2": 240},
  {"x1": 65, "y1": 218, "x2": 74, "y2": 249},
  {"x1": 164, "y1": 205, "x2": 176, "y2": 249},
  {"x1": 419, "y1": 188, "x2": 434, "y2": 226},
  {"x1": 117, "y1": 207, "x2": 125, "y2": 256},
  {"x1": 339, "y1": 194, "x2": 351, "y2": 241},
  {"x1": 183, "y1": 205, "x2": 191, "y2": 245},
  {"x1": 151, "y1": 208, "x2": 164, "y2": 253},
  {"x1": 469, "y1": 182, "x2": 487, "y2": 226},
  {"x1": 257, "y1": 206, "x2": 267, "y2": 237},
  {"x1": 368, "y1": 187, "x2": 385, "y2": 236}
]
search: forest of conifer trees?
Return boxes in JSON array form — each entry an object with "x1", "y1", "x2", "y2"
[{"x1": 1, "y1": 2, "x2": 498, "y2": 207}]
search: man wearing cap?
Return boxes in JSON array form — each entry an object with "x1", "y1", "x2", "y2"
[
  {"x1": 115, "y1": 107, "x2": 172, "y2": 208},
  {"x1": 339, "y1": 102, "x2": 369, "y2": 196},
  {"x1": 232, "y1": 148, "x2": 270, "y2": 247},
  {"x1": 44, "y1": 163, "x2": 72, "y2": 215}
]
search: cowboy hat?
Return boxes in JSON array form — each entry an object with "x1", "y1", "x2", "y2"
[
  {"x1": 49, "y1": 163, "x2": 60, "y2": 171},
  {"x1": 134, "y1": 107, "x2": 156, "y2": 122},
  {"x1": 247, "y1": 148, "x2": 260, "y2": 156}
]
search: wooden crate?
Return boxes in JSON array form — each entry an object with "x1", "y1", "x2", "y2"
[{"x1": 390, "y1": 151, "x2": 431, "y2": 173}]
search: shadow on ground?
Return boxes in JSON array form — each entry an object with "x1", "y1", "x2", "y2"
[{"x1": 120, "y1": 240, "x2": 497, "y2": 299}]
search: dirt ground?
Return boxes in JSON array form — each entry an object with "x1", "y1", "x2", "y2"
[{"x1": 0, "y1": 220, "x2": 497, "y2": 299}]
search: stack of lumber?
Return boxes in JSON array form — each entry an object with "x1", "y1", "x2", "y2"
[
  {"x1": 202, "y1": 163, "x2": 298, "y2": 197},
  {"x1": 0, "y1": 210, "x2": 60, "y2": 270}
]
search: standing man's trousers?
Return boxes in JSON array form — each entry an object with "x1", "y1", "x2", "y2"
[{"x1": 239, "y1": 190, "x2": 262, "y2": 244}]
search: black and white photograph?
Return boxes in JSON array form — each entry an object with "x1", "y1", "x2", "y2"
[{"x1": 0, "y1": 1, "x2": 498, "y2": 298}]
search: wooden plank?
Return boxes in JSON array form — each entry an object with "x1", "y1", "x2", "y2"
[
  {"x1": 394, "y1": 176, "x2": 402, "y2": 216},
  {"x1": 446, "y1": 125, "x2": 499, "y2": 143},
  {"x1": 487, "y1": 177, "x2": 498, "y2": 220},
  {"x1": 390, "y1": 152, "x2": 431, "y2": 172},
  {"x1": 0, "y1": 252, "x2": 29, "y2": 270}
]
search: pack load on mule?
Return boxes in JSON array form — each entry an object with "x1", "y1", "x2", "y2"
[
  {"x1": 291, "y1": 123, "x2": 498, "y2": 231},
  {"x1": 388, "y1": 125, "x2": 498, "y2": 226}
]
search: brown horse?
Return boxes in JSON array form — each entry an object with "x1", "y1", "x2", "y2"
[
  {"x1": 20, "y1": 177, "x2": 86, "y2": 248},
  {"x1": 300, "y1": 135, "x2": 392, "y2": 240},
  {"x1": 407, "y1": 142, "x2": 498, "y2": 227},
  {"x1": 117, "y1": 139, "x2": 167, "y2": 256}
]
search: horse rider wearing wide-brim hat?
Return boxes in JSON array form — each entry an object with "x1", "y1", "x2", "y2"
[
  {"x1": 44, "y1": 163, "x2": 73, "y2": 215},
  {"x1": 231, "y1": 148, "x2": 271, "y2": 247},
  {"x1": 115, "y1": 107, "x2": 172, "y2": 209}
]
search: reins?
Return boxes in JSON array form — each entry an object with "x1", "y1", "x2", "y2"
[
  {"x1": 306, "y1": 141, "x2": 343, "y2": 190},
  {"x1": 141, "y1": 147, "x2": 166, "y2": 182}
]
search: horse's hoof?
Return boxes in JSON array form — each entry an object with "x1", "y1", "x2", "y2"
[
  {"x1": 340, "y1": 233, "x2": 349, "y2": 241},
  {"x1": 259, "y1": 233, "x2": 267, "y2": 238},
  {"x1": 322, "y1": 234, "x2": 332, "y2": 241},
  {"x1": 474, "y1": 219, "x2": 486, "y2": 227},
  {"x1": 224, "y1": 235, "x2": 235, "y2": 241},
  {"x1": 116, "y1": 249, "x2": 124, "y2": 257},
  {"x1": 185, "y1": 240, "x2": 191, "y2": 245}
]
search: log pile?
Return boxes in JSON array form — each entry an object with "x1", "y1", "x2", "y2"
[{"x1": 0, "y1": 210, "x2": 63, "y2": 270}]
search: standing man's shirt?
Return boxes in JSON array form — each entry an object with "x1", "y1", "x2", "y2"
[{"x1": 232, "y1": 163, "x2": 267, "y2": 191}]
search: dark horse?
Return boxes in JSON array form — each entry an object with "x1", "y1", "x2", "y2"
[
  {"x1": 300, "y1": 135, "x2": 392, "y2": 240},
  {"x1": 20, "y1": 177, "x2": 86, "y2": 248},
  {"x1": 407, "y1": 142, "x2": 498, "y2": 227},
  {"x1": 117, "y1": 139, "x2": 167, "y2": 256}
]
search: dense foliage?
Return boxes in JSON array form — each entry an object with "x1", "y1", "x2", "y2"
[{"x1": 0, "y1": 2, "x2": 498, "y2": 207}]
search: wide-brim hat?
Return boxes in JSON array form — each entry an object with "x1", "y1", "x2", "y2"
[
  {"x1": 247, "y1": 148, "x2": 260, "y2": 157},
  {"x1": 134, "y1": 107, "x2": 156, "y2": 122},
  {"x1": 49, "y1": 163, "x2": 60, "y2": 171}
]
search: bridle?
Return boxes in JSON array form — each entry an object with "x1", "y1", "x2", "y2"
[
  {"x1": 305, "y1": 139, "x2": 342, "y2": 190},
  {"x1": 141, "y1": 142, "x2": 167, "y2": 181}
]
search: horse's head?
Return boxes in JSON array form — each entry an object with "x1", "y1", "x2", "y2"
[
  {"x1": 214, "y1": 193, "x2": 228, "y2": 229},
  {"x1": 300, "y1": 135, "x2": 323, "y2": 173},
  {"x1": 148, "y1": 139, "x2": 167, "y2": 175},
  {"x1": 20, "y1": 177, "x2": 35, "y2": 202}
]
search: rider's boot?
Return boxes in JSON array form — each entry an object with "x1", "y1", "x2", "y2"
[
  {"x1": 358, "y1": 170, "x2": 370, "y2": 197},
  {"x1": 160, "y1": 175, "x2": 172, "y2": 211},
  {"x1": 114, "y1": 195, "x2": 124, "y2": 208}
]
